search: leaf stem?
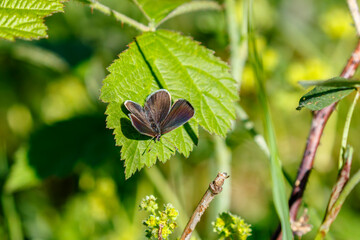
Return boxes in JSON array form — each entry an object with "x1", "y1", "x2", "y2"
[
  {"x1": 156, "y1": 1, "x2": 223, "y2": 28},
  {"x1": 180, "y1": 172, "x2": 229, "y2": 240},
  {"x1": 338, "y1": 91, "x2": 360, "y2": 169},
  {"x1": 88, "y1": 0, "x2": 150, "y2": 32}
]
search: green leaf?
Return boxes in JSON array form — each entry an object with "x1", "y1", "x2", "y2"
[
  {"x1": 297, "y1": 86, "x2": 355, "y2": 111},
  {"x1": 101, "y1": 30, "x2": 237, "y2": 178},
  {"x1": 298, "y1": 77, "x2": 360, "y2": 88},
  {"x1": 0, "y1": 0, "x2": 66, "y2": 41},
  {"x1": 134, "y1": 0, "x2": 190, "y2": 24}
]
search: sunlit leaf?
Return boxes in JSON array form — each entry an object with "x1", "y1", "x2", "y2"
[
  {"x1": 101, "y1": 30, "x2": 238, "y2": 178},
  {"x1": 0, "y1": 0, "x2": 66, "y2": 41},
  {"x1": 297, "y1": 86, "x2": 355, "y2": 111}
]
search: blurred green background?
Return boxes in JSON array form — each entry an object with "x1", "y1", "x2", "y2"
[{"x1": 1, "y1": 0, "x2": 360, "y2": 239}]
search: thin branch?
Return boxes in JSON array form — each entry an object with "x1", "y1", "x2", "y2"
[
  {"x1": 315, "y1": 147, "x2": 354, "y2": 240},
  {"x1": 180, "y1": 172, "x2": 229, "y2": 240},
  {"x1": 348, "y1": 0, "x2": 360, "y2": 36},
  {"x1": 158, "y1": 224, "x2": 164, "y2": 240},
  {"x1": 156, "y1": 1, "x2": 222, "y2": 28},
  {"x1": 88, "y1": 0, "x2": 150, "y2": 32}
]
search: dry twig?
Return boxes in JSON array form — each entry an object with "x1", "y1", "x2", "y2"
[{"x1": 180, "y1": 172, "x2": 229, "y2": 240}]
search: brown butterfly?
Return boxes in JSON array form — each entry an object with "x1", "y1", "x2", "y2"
[{"x1": 124, "y1": 89, "x2": 195, "y2": 141}]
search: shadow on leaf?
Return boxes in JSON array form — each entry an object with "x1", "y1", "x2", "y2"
[{"x1": 120, "y1": 118, "x2": 151, "y2": 141}]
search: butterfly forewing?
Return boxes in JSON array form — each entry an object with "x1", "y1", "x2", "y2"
[
  {"x1": 144, "y1": 89, "x2": 171, "y2": 124},
  {"x1": 160, "y1": 99, "x2": 195, "y2": 134},
  {"x1": 128, "y1": 114, "x2": 157, "y2": 138}
]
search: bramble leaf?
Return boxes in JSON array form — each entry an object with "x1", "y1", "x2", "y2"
[
  {"x1": 134, "y1": 0, "x2": 189, "y2": 24},
  {"x1": 0, "y1": 0, "x2": 66, "y2": 41},
  {"x1": 297, "y1": 86, "x2": 355, "y2": 111},
  {"x1": 101, "y1": 30, "x2": 238, "y2": 178}
]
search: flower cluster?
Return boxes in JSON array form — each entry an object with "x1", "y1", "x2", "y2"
[
  {"x1": 213, "y1": 212, "x2": 251, "y2": 240},
  {"x1": 140, "y1": 195, "x2": 178, "y2": 239}
]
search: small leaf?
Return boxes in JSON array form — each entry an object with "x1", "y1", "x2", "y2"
[
  {"x1": 134, "y1": 0, "x2": 189, "y2": 24},
  {"x1": 101, "y1": 30, "x2": 238, "y2": 178},
  {"x1": 297, "y1": 86, "x2": 355, "y2": 111},
  {"x1": 0, "y1": 0, "x2": 66, "y2": 41},
  {"x1": 298, "y1": 77, "x2": 360, "y2": 88}
]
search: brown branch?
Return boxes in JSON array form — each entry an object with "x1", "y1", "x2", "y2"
[
  {"x1": 180, "y1": 172, "x2": 229, "y2": 240},
  {"x1": 272, "y1": 39, "x2": 360, "y2": 240}
]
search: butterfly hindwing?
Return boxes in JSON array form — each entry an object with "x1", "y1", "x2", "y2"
[
  {"x1": 160, "y1": 99, "x2": 195, "y2": 135},
  {"x1": 128, "y1": 114, "x2": 157, "y2": 138}
]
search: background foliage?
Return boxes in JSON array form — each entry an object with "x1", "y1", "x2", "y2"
[{"x1": 1, "y1": 0, "x2": 360, "y2": 239}]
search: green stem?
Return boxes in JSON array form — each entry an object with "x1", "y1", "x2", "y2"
[
  {"x1": 225, "y1": 0, "x2": 248, "y2": 90},
  {"x1": 315, "y1": 167, "x2": 360, "y2": 240},
  {"x1": 156, "y1": 1, "x2": 222, "y2": 28},
  {"x1": 144, "y1": 167, "x2": 200, "y2": 239},
  {"x1": 339, "y1": 91, "x2": 360, "y2": 169},
  {"x1": 88, "y1": 0, "x2": 150, "y2": 32},
  {"x1": 213, "y1": 136, "x2": 231, "y2": 211}
]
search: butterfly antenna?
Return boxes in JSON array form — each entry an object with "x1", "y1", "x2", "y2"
[
  {"x1": 142, "y1": 137, "x2": 155, "y2": 155},
  {"x1": 161, "y1": 137, "x2": 178, "y2": 152}
]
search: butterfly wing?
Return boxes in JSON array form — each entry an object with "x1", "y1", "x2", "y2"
[
  {"x1": 128, "y1": 114, "x2": 157, "y2": 137},
  {"x1": 160, "y1": 99, "x2": 195, "y2": 135},
  {"x1": 124, "y1": 100, "x2": 149, "y2": 124},
  {"x1": 144, "y1": 89, "x2": 171, "y2": 124},
  {"x1": 124, "y1": 100, "x2": 156, "y2": 137}
]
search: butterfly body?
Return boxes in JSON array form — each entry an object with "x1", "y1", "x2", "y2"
[{"x1": 124, "y1": 89, "x2": 194, "y2": 142}]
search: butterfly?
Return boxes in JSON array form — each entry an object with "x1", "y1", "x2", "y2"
[{"x1": 124, "y1": 89, "x2": 195, "y2": 142}]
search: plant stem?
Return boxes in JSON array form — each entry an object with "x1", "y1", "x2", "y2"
[
  {"x1": 144, "y1": 167, "x2": 199, "y2": 239},
  {"x1": 348, "y1": 0, "x2": 360, "y2": 36},
  {"x1": 338, "y1": 91, "x2": 359, "y2": 169},
  {"x1": 156, "y1": 1, "x2": 222, "y2": 28},
  {"x1": 88, "y1": 0, "x2": 150, "y2": 32},
  {"x1": 315, "y1": 148, "x2": 357, "y2": 240},
  {"x1": 213, "y1": 136, "x2": 231, "y2": 212},
  {"x1": 180, "y1": 172, "x2": 229, "y2": 240}
]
